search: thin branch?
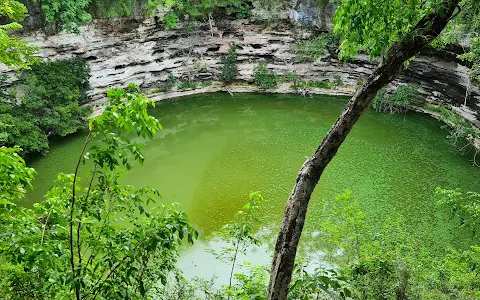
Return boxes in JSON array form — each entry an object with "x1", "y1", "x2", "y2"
[
  {"x1": 70, "y1": 132, "x2": 92, "y2": 300},
  {"x1": 76, "y1": 167, "x2": 97, "y2": 268},
  {"x1": 40, "y1": 212, "x2": 50, "y2": 246},
  {"x1": 84, "y1": 229, "x2": 157, "y2": 300}
]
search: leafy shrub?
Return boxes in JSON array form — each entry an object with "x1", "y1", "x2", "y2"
[
  {"x1": 253, "y1": 62, "x2": 278, "y2": 89},
  {"x1": 293, "y1": 35, "x2": 329, "y2": 63},
  {"x1": 437, "y1": 106, "x2": 480, "y2": 152},
  {"x1": 0, "y1": 85, "x2": 198, "y2": 299},
  {"x1": 372, "y1": 84, "x2": 422, "y2": 113},
  {"x1": 148, "y1": 0, "x2": 252, "y2": 29},
  {"x1": 0, "y1": 59, "x2": 91, "y2": 155},
  {"x1": 220, "y1": 42, "x2": 238, "y2": 84},
  {"x1": 223, "y1": 0, "x2": 252, "y2": 19},
  {"x1": 285, "y1": 71, "x2": 298, "y2": 88},
  {"x1": 193, "y1": 59, "x2": 207, "y2": 72},
  {"x1": 37, "y1": 0, "x2": 92, "y2": 33},
  {"x1": 459, "y1": 37, "x2": 480, "y2": 82},
  {"x1": 177, "y1": 81, "x2": 198, "y2": 90},
  {"x1": 297, "y1": 81, "x2": 331, "y2": 89},
  {"x1": 436, "y1": 188, "x2": 480, "y2": 235},
  {"x1": 164, "y1": 72, "x2": 177, "y2": 92},
  {"x1": 331, "y1": 74, "x2": 344, "y2": 88},
  {"x1": 321, "y1": 190, "x2": 480, "y2": 300},
  {"x1": 200, "y1": 80, "x2": 213, "y2": 87},
  {"x1": 152, "y1": 87, "x2": 166, "y2": 93}
]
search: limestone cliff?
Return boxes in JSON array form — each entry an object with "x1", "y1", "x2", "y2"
[{"x1": 2, "y1": 17, "x2": 479, "y2": 125}]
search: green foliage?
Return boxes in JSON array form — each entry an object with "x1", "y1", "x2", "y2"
[
  {"x1": 177, "y1": 81, "x2": 198, "y2": 90},
  {"x1": 220, "y1": 42, "x2": 238, "y2": 84},
  {"x1": 222, "y1": 0, "x2": 252, "y2": 19},
  {"x1": 437, "y1": 106, "x2": 480, "y2": 152},
  {"x1": 460, "y1": 37, "x2": 480, "y2": 82},
  {"x1": 193, "y1": 59, "x2": 207, "y2": 72},
  {"x1": 321, "y1": 189, "x2": 480, "y2": 299},
  {"x1": 0, "y1": 146, "x2": 35, "y2": 206},
  {"x1": 151, "y1": 87, "x2": 166, "y2": 93},
  {"x1": 90, "y1": 0, "x2": 146, "y2": 18},
  {"x1": 436, "y1": 188, "x2": 480, "y2": 236},
  {"x1": 431, "y1": 0, "x2": 480, "y2": 82},
  {"x1": 0, "y1": 112, "x2": 49, "y2": 154},
  {"x1": 212, "y1": 192, "x2": 264, "y2": 291},
  {"x1": 155, "y1": 272, "x2": 221, "y2": 299},
  {"x1": 293, "y1": 35, "x2": 328, "y2": 63},
  {"x1": 0, "y1": 0, "x2": 37, "y2": 70},
  {"x1": 200, "y1": 80, "x2": 213, "y2": 87},
  {"x1": 331, "y1": 74, "x2": 344, "y2": 88},
  {"x1": 0, "y1": 59, "x2": 91, "y2": 155},
  {"x1": 289, "y1": 265, "x2": 351, "y2": 299},
  {"x1": 333, "y1": 0, "x2": 449, "y2": 59},
  {"x1": 372, "y1": 84, "x2": 422, "y2": 113},
  {"x1": 285, "y1": 71, "x2": 298, "y2": 88},
  {"x1": 148, "y1": 0, "x2": 251, "y2": 29},
  {"x1": 253, "y1": 62, "x2": 278, "y2": 89},
  {"x1": 297, "y1": 81, "x2": 331, "y2": 89},
  {"x1": 34, "y1": 0, "x2": 92, "y2": 33},
  {"x1": 228, "y1": 263, "x2": 269, "y2": 299},
  {"x1": 0, "y1": 84, "x2": 198, "y2": 299}
]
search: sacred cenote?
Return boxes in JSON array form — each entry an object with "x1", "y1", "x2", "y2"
[{"x1": 25, "y1": 93, "x2": 479, "y2": 261}]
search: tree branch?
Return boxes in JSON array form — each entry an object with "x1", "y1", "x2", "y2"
[
  {"x1": 267, "y1": 1, "x2": 461, "y2": 299},
  {"x1": 70, "y1": 132, "x2": 92, "y2": 300}
]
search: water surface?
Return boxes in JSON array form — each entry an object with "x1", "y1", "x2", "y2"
[{"x1": 25, "y1": 93, "x2": 480, "y2": 279}]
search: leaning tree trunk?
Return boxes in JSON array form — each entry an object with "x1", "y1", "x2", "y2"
[{"x1": 267, "y1": 1, "x2": 460, "y2": 299}]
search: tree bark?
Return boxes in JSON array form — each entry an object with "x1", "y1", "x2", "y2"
[{"x1": 267, "y1": 1, "x2": 460, "y2": 299}]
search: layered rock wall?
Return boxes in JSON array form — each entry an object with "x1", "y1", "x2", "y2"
[{"x1": 3, "y1": 17, "x2": 479, "y2": 124}]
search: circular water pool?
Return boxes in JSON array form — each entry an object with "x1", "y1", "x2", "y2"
[{"x1": 25, "y1": 92, "x2": 480, "y2": 279}]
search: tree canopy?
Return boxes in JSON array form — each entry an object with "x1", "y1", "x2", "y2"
[{"x1": 0, "y1": 0, "x2": 37, "y2": 69}]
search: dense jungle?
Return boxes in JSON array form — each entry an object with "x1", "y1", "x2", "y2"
[{"x1": 1, "y1": 0, "x2": 480, "y2": 299}]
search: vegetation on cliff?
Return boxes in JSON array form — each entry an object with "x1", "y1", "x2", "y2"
[
  {"x1": 0, "y1": 59, "x2": 91, "y2": 155},
  {"x1": 1, "y1": 0, "x2": 480, "y2": 299}
]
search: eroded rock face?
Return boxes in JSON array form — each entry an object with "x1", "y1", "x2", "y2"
[{"x1": 2, "y1": 17, "x2": 479, "y2": 124}]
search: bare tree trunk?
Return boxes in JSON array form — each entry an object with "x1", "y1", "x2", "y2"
[{"x1": 267, "y1": 2, "x2": 460, "y2": 299}]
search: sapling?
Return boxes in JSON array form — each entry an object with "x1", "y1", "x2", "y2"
[{"x1": 212, "y1": 192, "x2": 265, "y2": 297}]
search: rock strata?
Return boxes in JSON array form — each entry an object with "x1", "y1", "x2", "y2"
[{"x1": 1, "y1": 17, "x2": 479, "y2": 125}]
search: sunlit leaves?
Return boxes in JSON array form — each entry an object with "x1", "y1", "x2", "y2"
[
  {"x1": 0, "y1": 1, "x2": 37, "y2": 70},
  {"x1": 33, "y1": 0, "x2": 93, "y2": 33},
  {"x1": 0, "y1": 146, "x2": 35, "y2": 206},
  {"x1": 0, "y1": 0, "x2": 27, "y2": 21},
  {"x1": 213, "y1": 192, "x2": 265, "y2": 265},
  {"x1": 436, "y1": 187, "x2": 480, "y2": 235},
  {"x1": 333, "y1": 0, "x2": 447, "y2": 59},
  {"x1": 87, "y1": 84, "x2": 162, "y2": 170},
  {"x1": 0, "y1": 83, "x2": 198, "y2": 298}
]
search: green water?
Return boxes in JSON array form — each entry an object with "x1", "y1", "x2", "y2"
[{"x1": 25, "y1": 93, "x2": 479, "y2": 273}]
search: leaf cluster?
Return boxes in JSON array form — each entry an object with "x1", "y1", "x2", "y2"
[
  {"x1": 0, "y1": 0, "x2": 37, "y2": 70},
  {"x1": 253, "y1": 62, "x2": 278, "y2": 89},
  {"x1": 372, "y1": 84, "x2": 422, "y2": 113},
  {"x1": 333, "y1": 0, "x2": 448, "y2": 59},
  {"x1": 289, "y1": 265, "x2": 351, "y2": 299},
  {"x1": 293, "y1": 35, "x2": 328, "y2": 63},
  {"x1": 148, "y1": 0, "x2": 252, "y2": 29},
  {"x1": 220, "y1": 42, "x2": 238, "y2": 84},
  {"x1": 321, "y1": 189, "x2": 480, "y2": 299},
  {"x1": 0, "y1": 84, "x2": 198, "y2": 299},
  {"x1": 436, "y1": 187, "x2": 480, "y2": 236},
  {"x1": 0, "y1": 59, "x2": 91, "y2": 155}
]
